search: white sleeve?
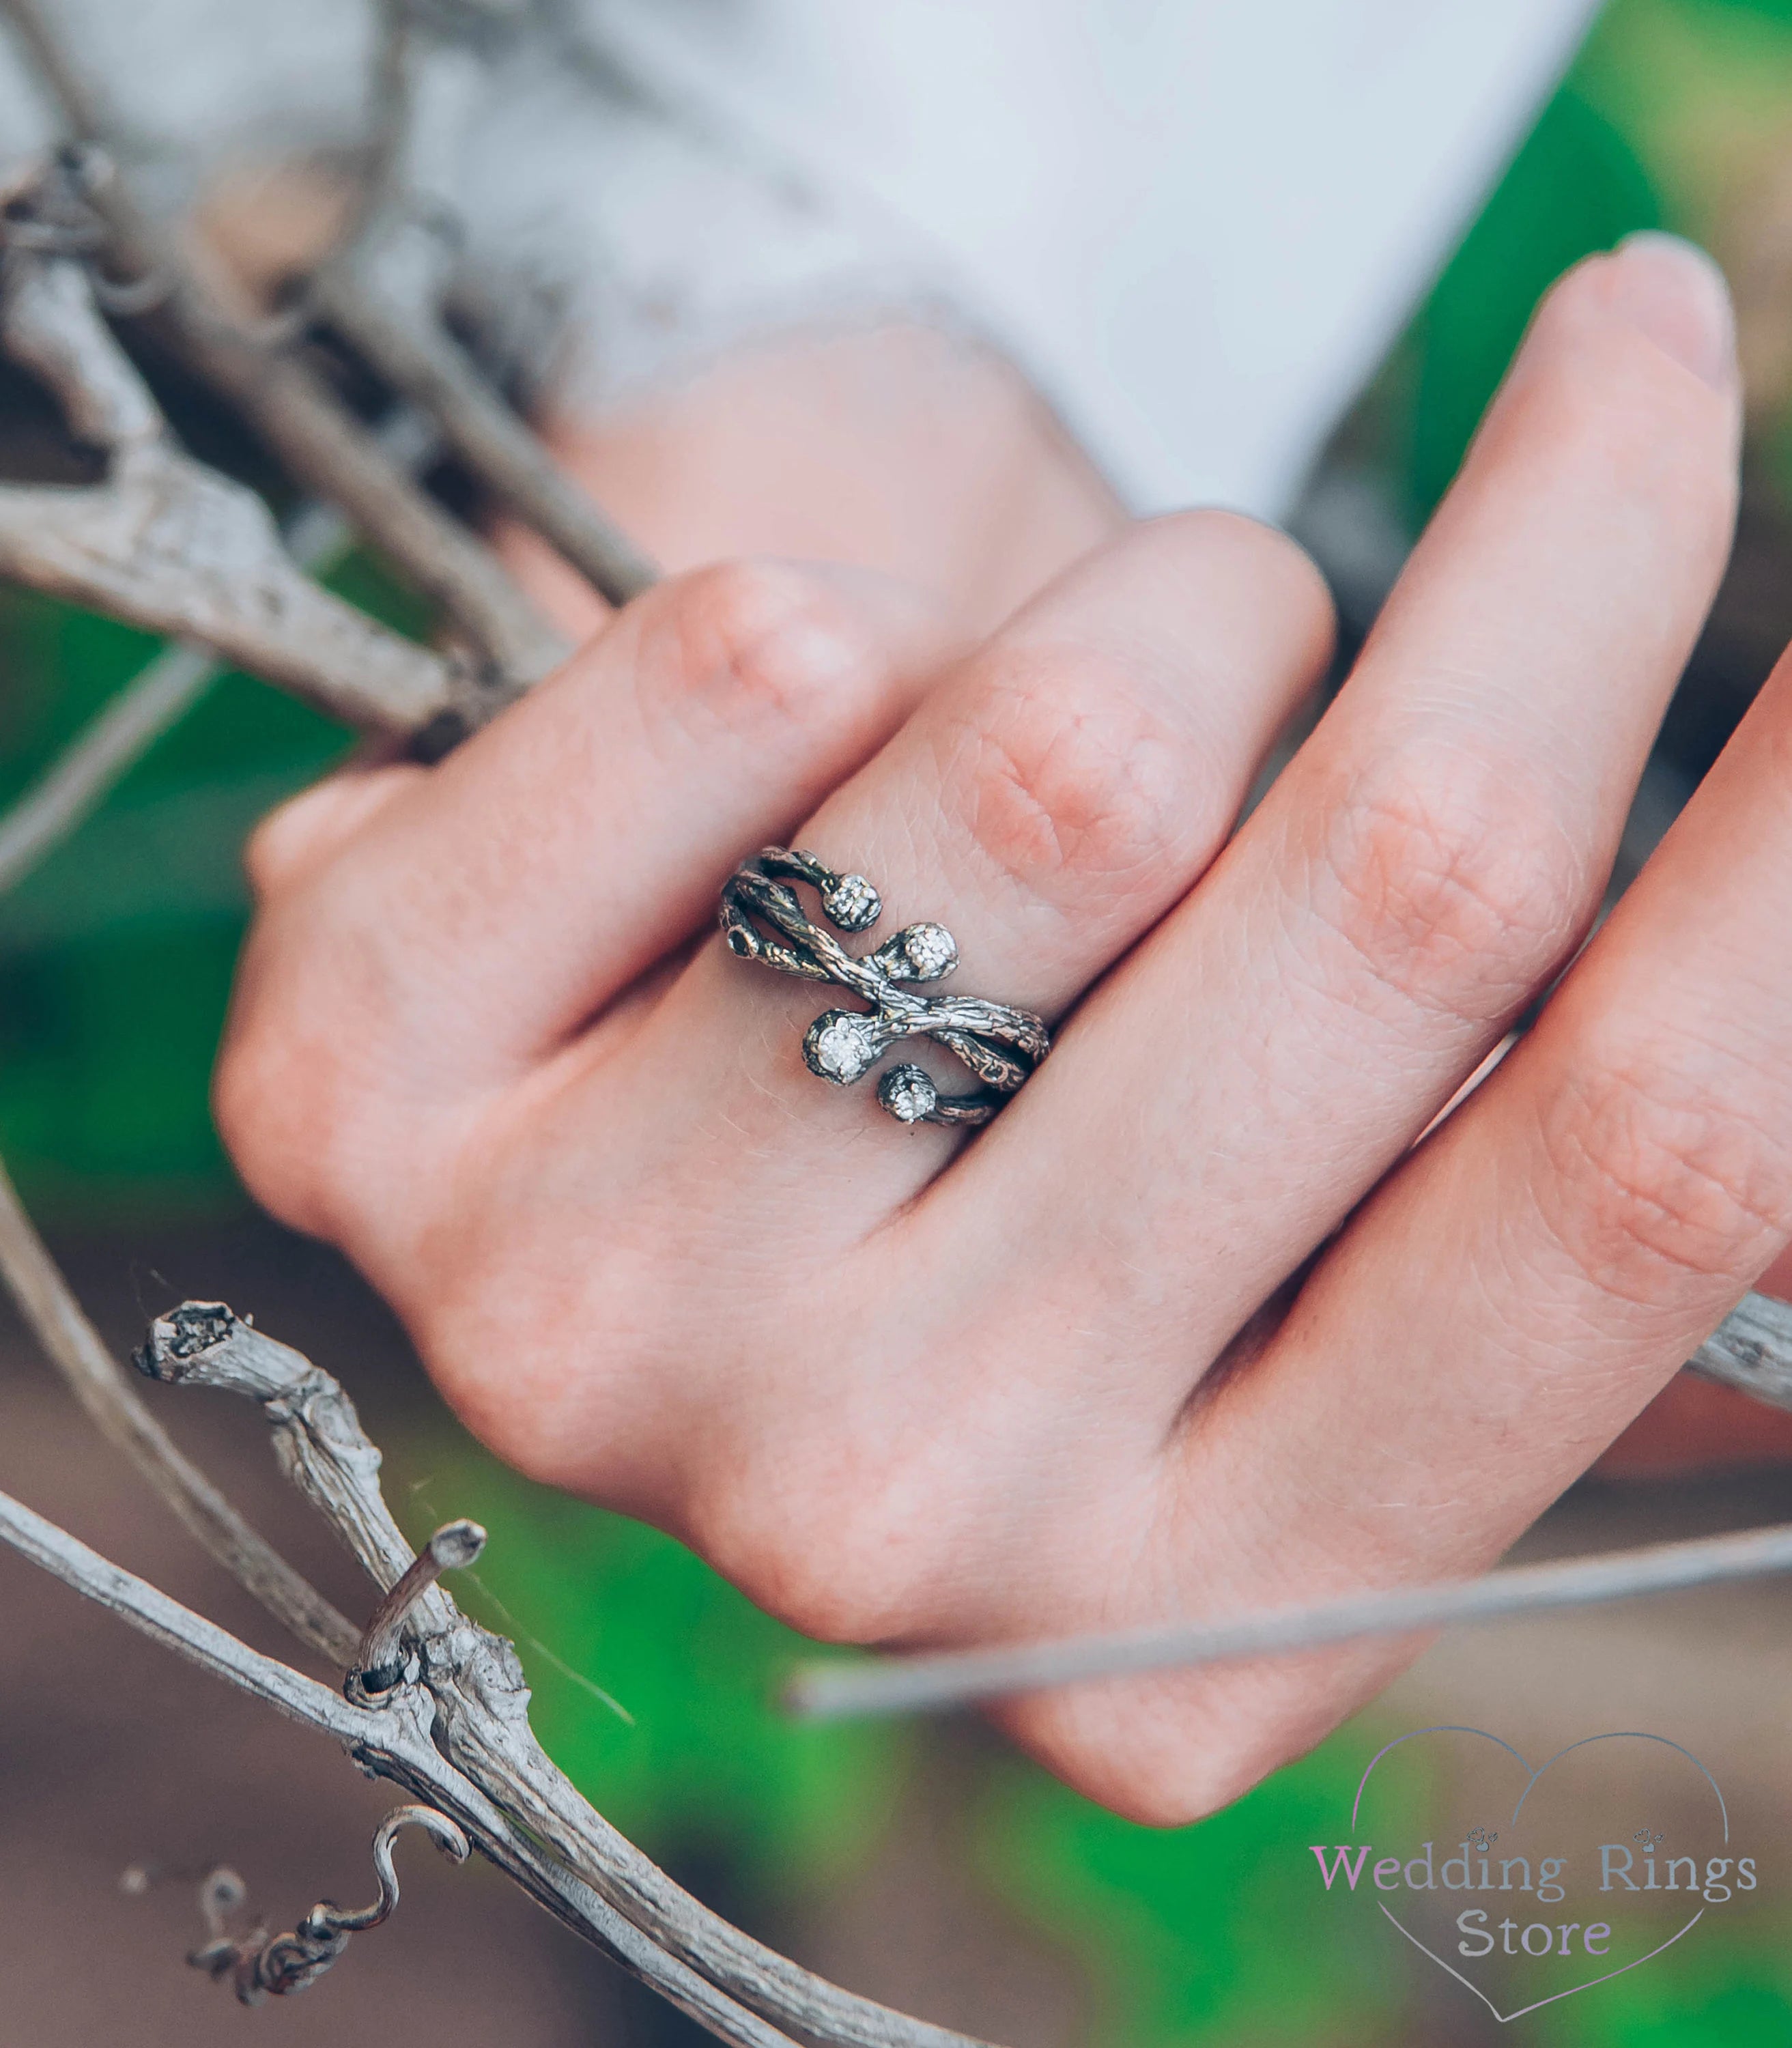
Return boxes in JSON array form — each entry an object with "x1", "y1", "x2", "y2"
[
  {"x1": 571, "y1": 0, "x2": 1602, "y2": 518},
  {"x1": 0, "y1": 0, "x2": 1599, "y2": 522}
]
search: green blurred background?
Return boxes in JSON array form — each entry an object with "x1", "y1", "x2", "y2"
[{"x1": 8, "y1": 0, "x2": 1792, "y2": 2040}]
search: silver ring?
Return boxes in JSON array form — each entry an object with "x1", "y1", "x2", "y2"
[{"x1": 720, "y1": 847, "x2": 1050, "y2": 1126}]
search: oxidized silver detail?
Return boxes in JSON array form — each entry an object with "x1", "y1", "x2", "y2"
[{"x1": 720, "y1": 847, "x2": 1049, "y2": 1127}]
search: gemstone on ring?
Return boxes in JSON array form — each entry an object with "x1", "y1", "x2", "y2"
[
  {"x1": 804, "y1": 1008, "x2": 881, "y2": 1085},
  {"x1": 877, "y1": 1063, "x2": 939, "y2": 1124},
  {"x1": 889, "y1": 922, "x2": 958, "y2": 981},
  {"x1": 821, "y1": 872, "x2": 881, "y2": 932}
]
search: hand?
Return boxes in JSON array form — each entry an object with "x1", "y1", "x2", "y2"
[{"x1": 218, "y1": 238, "x2": 1772, "y2": 1823}]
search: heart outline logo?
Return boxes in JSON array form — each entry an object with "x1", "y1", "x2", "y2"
[{"x1": 1352, "y1": 1725, "x2": 1728, "y2": 2024}]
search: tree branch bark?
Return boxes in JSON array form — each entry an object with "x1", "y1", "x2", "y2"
[
  {"x1": 0, "y1": 404, "x2": 442, "y2": 895},
  {"x1": 308, "y1": 8, "x2": 657, "y2": 610},
  {"x1": 1685, "y1": 1287, "x2": 1792, "y2": 1409},
  {"x1": 1, "y1": 0, "x2": 570, "y2": 693},
  {"x1": 0, "y1": 1485, "x2": 810, "y2": 2048},
  {"x1": 0, "y1": 1160, "x2": 360, "y2": 1666},
  {"x1": 319, "y1": 262, "x2": 657, "y2": 608},
  {"x1": 0, "y1": 246, "x2": 464, "y2": 732},
  {"x1": 137, "y1": 1300, "x2": 997, "y2": 2048},
  {"x1": 790, "y1": 1517, "x2": 1792, "y2": 1720},
  {"x1": 0, "y1": 640, "x2": 214, "y2": 891}
]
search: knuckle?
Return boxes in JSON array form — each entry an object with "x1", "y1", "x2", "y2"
[
  {"x1": 692, "y1": 1457, "x2": 950, "y2": 1645},
  {"x1": 937, "y1": 659, "x2": 1213, "y2": 908},
  {"x1": 1307, "y1": 742, "x2": 1591, "y2": 1023},
  {"x1": 213, "y1": 960, "x2": 348, "y2": 1238},
  {"x1": 1008, "y1": 1660, "x2": 1372, "y2": 1827},
  {"x1": 214, "y1": 902, "x2": 422, "y2": 1245},
  {"x1": 1151, "y1": 507, "x2": 1337, "y2": 640},
  {"x1": 1535, "y1": 1040, "x2": 1792, "y2": 1305},
  {"x1": 646, "y1": 559, "x2": 892, "y2": 739}
]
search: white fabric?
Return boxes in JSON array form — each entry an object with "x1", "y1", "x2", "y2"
[
  {"x1": 0, "y1": 0, "x2": 1599, "y2": 517},
  {"x1": 582, "y1": 0, "x2": 1602, "y2": 515}
]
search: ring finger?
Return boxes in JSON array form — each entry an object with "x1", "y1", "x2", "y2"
[{"x1": 601, "y1": 509, "x2": 1336, "y2": 1239}]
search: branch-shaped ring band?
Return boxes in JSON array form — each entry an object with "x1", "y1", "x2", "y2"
[{"x1": 720, "y1": 847, "x2": 1050, "y2": 1126}]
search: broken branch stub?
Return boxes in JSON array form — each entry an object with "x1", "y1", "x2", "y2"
[
  {"x1": 134, "y1": 1298, "x2": 997, "y2": 2048},
  {"x1": 0, "y1": 1483, "x2": 810, "y2": 2047}
]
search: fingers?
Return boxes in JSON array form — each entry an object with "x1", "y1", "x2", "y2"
[
  {"x1": 933, "y1": 235, "x2": 1743, "y2": 1406},
  {"x1": 1115, "y1": 633, "x2": 1792, "y2": 1819},
  {"x1": 617, "y1": 509, "x2": 1334, "y2": 1219},
  {"x1": 801, "y1": 511, "x2": 1335, "y2": 1020},
  {"x1": 226, "y1": 559, "x2": 949, "y2": 1091},
  {"x1": 1318, "y1": 641, "x2": 1792, "y2": 1468},
  {"x1": 216, "y1": 561, "x2": 950, "y2": 1249}
]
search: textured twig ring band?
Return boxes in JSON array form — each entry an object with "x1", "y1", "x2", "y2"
[{"x1": 720, "y1": 847, "x2": 1051, "y2": 1126}]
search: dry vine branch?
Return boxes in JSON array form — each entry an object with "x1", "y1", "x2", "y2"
[
  {"x1": 0, "y1": 639, "x2": 214, "y2": 891},
  {"x1": 1, "y1": 0, "x2": 570, "y2": 696},
  {"x1": 0, "y1": 240, "x2": 464, "y2": 732},
  {"x1": 319, "y1": 267, "x2": 657, "y2": 606},
  {"x1": 315, "y1": 3, "x2": 658, "y2": 608},
  {"x1": 1683, "y1": 1285, "x2": 1792, "y2": 1408},
  {"x1": 0, "y1": 1487, "x2": 818, "y2": 2047},
  {"x1": 132, "y1": 1300, "x2": 995, "y2": 2048},
  {"x1": 794, "y1": 1510, "x2": 1792, "y2": 1720},
  {"x1": 0, "y1": 403, "x2": 441, "y2": 894},
  {"x1": 188, "y1": 1805, "x2": 472, "y2": 2005},
  {"x1": 0, "y1": 1161, "x2": 360, "y2": 1665}
]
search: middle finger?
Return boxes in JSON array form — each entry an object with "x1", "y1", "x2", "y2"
[
  {"x1": 928, "y1": 234, "x2": 1742, "y2": 1410},
  {"x1": 582, "y1": 508, "x2": 1335, "y2": 1245}
]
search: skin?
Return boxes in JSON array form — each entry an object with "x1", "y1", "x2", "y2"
[{"x1": 218, "y1": 238, "x2": 1792, "y2": 1824}]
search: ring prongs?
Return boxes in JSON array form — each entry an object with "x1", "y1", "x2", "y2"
[
  {"x1": 805, "y1": 1008, "x2": 885, "y2": 1085},
  {"x1": 820, "y1": 870, "x2": 881, "y2": 931},
  {"x1": 721, "y1": 847, "x2": 1048, "y2": 1127}
]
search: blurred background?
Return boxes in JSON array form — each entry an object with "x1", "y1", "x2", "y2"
[{"x1": 9, "y1": 0, "x2": 1792, "y2": 2041}]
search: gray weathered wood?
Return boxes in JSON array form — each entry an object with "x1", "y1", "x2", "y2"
[
  {"x1": 0, "y1": 1160, "x2": 360, "y2": 1666},
  {"x1": 137, "y1": 1302, "x2": 996, "y2": 2048},
  {"x1": 0, "y1": 1485, "x2": 809, "y2": 2048},
  {"x1": 1, "y1": 0, "x2": 569, "y2": 694},
  {"x1": 0, "y1": 248, "x2": 464, "y2": 733},
  {"x1": 0, "y1": 404, "x2": 442, "y2": 895},
  {"x1": 1687, "y1": 1288, "x2": 1792, "y2": 1410}
]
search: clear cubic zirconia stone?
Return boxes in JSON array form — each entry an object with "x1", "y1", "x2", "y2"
[
  {"x1": 900, "y1": 923, "x2": 956, "y2": 978},
  {"x1": 812, "y1": 1014, "x2": 876, "y2": 1081}
]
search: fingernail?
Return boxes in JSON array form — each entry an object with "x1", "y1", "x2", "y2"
[{"x1": 1608, "y1": 231, "x2": 1736, "y2": 390}]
